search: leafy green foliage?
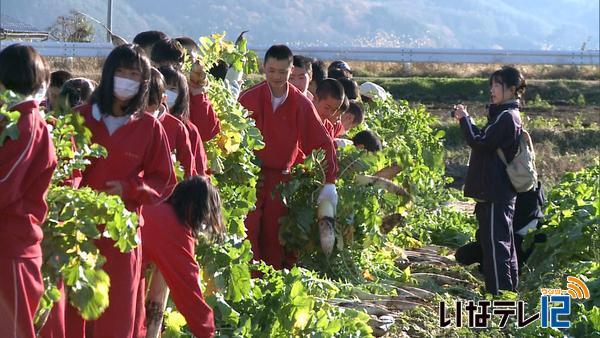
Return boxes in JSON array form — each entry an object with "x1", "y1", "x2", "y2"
[
  {"x1": 403, "y1": 205, "x2": 477, "y2": 248},
  {"x1": 37, "y1": 107, "x2": 139, "y2": 323},
  {"x1": 0, "y1": 90, "x2": 23, "y2": 146},
  {"x1": 28, "y1": 30, "x2": 598, "y2": 337},
  {"x1": 189, "y1": 34, "x2": 376, "y2": 337},
  {"x1": 364, "y1": 96, "x2": 447, "y2": 203},
  {"x1": 197, "y1": 33, "x2": 259, "y2": 75},
  {"x1": 184, "y1": 33, "x2": 264, "y2": 237},
  {"x1": 278, "y1": 92, "x2": 447, "y2": 277},
  {"x1": 518, "y1": 163, "x2": 600, "y2": 336}
]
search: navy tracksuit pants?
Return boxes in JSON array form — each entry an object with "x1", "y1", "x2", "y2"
[{"x1": 475, "y1": 201, "x2": 519, "y2": 294}]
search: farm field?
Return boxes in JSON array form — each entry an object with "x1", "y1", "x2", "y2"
[{"x1": 11, "y1": 43, "x2": 600, "y2": 337}]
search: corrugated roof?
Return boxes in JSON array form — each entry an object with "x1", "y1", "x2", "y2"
[{"x1": 0, "y1": 15, "x2": 47, "y2": 33}]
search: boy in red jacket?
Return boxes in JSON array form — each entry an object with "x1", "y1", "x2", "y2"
[
  {"x1": 338, "y1": 100, "x2": 364, "y2": 137},
  {"x1": 238, "y1": 45, "x2": 338, "y2": 270},
  {"x1": 312, "y1": 78, "x2": 345, "y2": 139},
  {"x1": 0, "y1": 44, "x2": 57, "y2": 338}
]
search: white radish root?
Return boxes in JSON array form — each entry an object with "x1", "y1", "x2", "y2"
[
  {"x1": 319, "y1": 217, "x2": 335, "y2": 257},
  {"x1": 355, "y1": 174, "x2": 409, "y2": 196}
]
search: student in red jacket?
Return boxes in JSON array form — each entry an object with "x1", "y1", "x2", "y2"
[
  {"x1": 238, "y1": 45, "x2": 338, "y2": 270},
  {"x1": 159, "y1": 65, "x2": 209, "y2": 176},
  {"x1": 175, "y1": 36, "x2": 222, "y2": 142},
  {"x1": 0, "y1": 44, "x2": 57, "y2": 338},
  {"x1": 148, "y1": 67, "x2": 196, "y2": 178},
  {"x1": 290, "y1": 55, "x2": 313, "y2": 100},
  {"x1": 189, "y1": 83, "x2": 221, "y2": 142},
  {"x1": 46, "y1": 70, "x2": 72, "y2": 111},
  {"x1": 308, "y1": 59, "x2": 327, "y2": 98},
  {"x1": 337, "y1": 100, "x2": 364, "y2": 137},
  {"x1": 68, "y1": 44, "x2": 176, "y2": 338},
  {"x1": 139, "y1": 176, "x2": 223, "y2": 337},
  {"x1": 312, "y1": 78, "x2": 345, "y2": 139},
  {"x1": 150, "y1": 38, "x2": 185, "y2": 69},
  {"x1": 133, "y1": 30, "x2": 168, "y2": 59}
]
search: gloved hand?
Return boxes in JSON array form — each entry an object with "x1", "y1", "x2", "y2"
[
  {"x1": 317, "y1": 183, "x2": 338, "y2": 209},
  {"x1": 334, "y1": 138, "x2": 354, "y2": 148},
  {"x1": 225, "y1": 67, "x2": 244, "y2": 83}
]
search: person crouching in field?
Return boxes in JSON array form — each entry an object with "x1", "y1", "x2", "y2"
[
  {"x1": 138, "y1": 176, "x2": 223, "y2": 337},
  {"x1": 337, "y1": 100, "x2": 364, "y2": 137},
  {"x1": 0, "y1": 44, "x2": 57, "y2": 338},
  {"x1": 455, "y1": 181, "x2": 547, "y2": 272},
  {"x1": 453, "y1": 66, "x2": 527, "y2": 295},
  {"x1": 69, "y1": 44, "x2": 176, "y2": 338},
  {"x1": 238, "y1": 45, "x2": 338, "y2": 270}
]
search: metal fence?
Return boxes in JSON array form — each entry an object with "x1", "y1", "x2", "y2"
[{"x1": 1, "y1": 40, "x2": 599, "y2": 65}]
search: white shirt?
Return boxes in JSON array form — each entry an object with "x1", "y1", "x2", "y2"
[
  {"x1": 272, "y1": 94, "x2": 286, "y2": 112},
  {"x1": 92, "y1": 104, "x2": 132, "y2": 135},
  {"x1": 269, "y1": 84, "x2": 288, "y2": 112}
]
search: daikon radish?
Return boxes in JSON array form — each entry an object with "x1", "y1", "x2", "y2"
[
  {"x1": 355, "y1": 174, "x2": 409, "y2": 196},
  {"x1": 318, "y1": 199, "x2": 335, "y2": 257},
  {"x1": 374, "y1": 163, "x2": 401, "y2": 179}
]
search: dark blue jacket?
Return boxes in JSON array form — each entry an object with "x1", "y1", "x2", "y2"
[{"x1": 460, "y1": 100, "x2": 522, "y2": 203}]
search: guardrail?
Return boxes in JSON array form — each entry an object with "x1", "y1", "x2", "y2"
[
  {"x1": 255, "y1": 47, "x2": 600, "y2": 66},
  {"x1": 1, "y1": 40, "x2": 599, "y2": 65},
  {"x1": 0, "y1": 41, "x2": 115, "y2": 58}
]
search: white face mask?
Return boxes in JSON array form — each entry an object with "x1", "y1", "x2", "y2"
[
  {"x1": 113, "y1": 76, "x2": 140, "y2": 100},
  {"x1": 33, "y1": 83, "x2": 47, "y2": 104},
  {"x1": 165, "y1": 89, "x2": 178, "y2": 107}
]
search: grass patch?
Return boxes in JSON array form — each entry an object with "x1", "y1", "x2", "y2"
[
  {"x1": 356, "y1": 77, "x2": 600, "y2": 106},
  {"x1": 437, "y1": 118, "x2": 600, "y2": 190},
  {"x1": 349, "y1": 62, "x2": 600, "y2": 81}
]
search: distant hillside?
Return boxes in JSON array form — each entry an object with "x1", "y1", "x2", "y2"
[{"x1": 2, "y1": 0, "x2": 598, "y2": 50}]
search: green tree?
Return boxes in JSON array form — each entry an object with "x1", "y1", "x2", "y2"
[{"x1": 48, "y1": 10, "x2": 94, "y2": 42}]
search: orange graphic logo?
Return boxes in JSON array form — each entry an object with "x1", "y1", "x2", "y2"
[{"x1": 566, "y1": 276, "x2": 590, "y2": 299}]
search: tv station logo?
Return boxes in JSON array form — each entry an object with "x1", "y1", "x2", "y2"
[{"x1": 439, "y1": 276, "x2": 591, "y2": 329}]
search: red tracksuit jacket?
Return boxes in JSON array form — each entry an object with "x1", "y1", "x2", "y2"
[
  {"x1": 141, "y1": 203, "x2": 215, "y2": 337},
  {"x1": 323, "y1": 119, "x2": 336, "y2": 140},
  {"x1": 333, "y1": 121, "x2": 345, "y2": 138},
  {"x1": 238, "y1": 81, "x2": 337, "y2": 182},
  {"x1": 189, "y1": 92, "x2": 220, "y2": 142},
  {"x1": 184, "y1": 120, "x2": 209, "y2": 176},
  {"x1": 0, "y1": 100, "x2": 57, "y2": 258},
  {"x1": 77, "y1": 103, "x2": 176, "y2": 215},
  {"x1": 157, "y1": 110, "x2": 197, "y2": 177}
]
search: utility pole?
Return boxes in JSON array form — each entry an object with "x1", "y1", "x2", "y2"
[{"x1": 106, "y1": 0, "x2": 113, "y2": 42}]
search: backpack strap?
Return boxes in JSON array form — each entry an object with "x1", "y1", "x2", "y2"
[
  {"x1": 494, "y1": 110, "x2": 510, "y2": 164},
  {"x1": 497, "y1": 147, "x2": 508, "y2": 165},
  {"x1": 521, "y1": 129, "x2": 536, "y2": 161}
]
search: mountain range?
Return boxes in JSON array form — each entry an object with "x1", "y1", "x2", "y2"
[{"x1": 1, "y1": 0, "x2": 598, "y2": 50}]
